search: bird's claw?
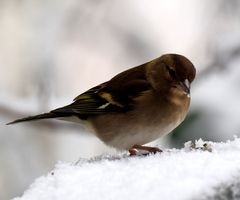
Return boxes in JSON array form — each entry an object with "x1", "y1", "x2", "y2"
[{"x1": 129, "y1": 145, "x2": 162, "y2": 156}]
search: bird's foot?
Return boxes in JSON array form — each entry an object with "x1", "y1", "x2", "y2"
[{"x1": 129, "y1": 144, "x2": 162, "y2": 156}]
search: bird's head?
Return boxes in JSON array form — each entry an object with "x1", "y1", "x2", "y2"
[{"x1": 146, "y1": 54, "x2": 196, "y2": 96}]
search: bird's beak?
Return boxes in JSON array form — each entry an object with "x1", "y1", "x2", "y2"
[{"x1": 179, "y1": 79, "x2": 190, "y2": 94}]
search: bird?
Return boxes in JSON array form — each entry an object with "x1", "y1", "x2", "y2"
[{"x1": 7, "y1": 54, "x2": 196, "y2": 156}]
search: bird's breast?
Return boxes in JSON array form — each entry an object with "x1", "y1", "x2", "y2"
[{"x1": 89, "y1": 91, "x2": 190, "y2": 150}]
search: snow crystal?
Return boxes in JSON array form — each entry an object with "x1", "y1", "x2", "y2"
[{"x1": 13, "y1": 138, "x2": 240, "y2": 200}]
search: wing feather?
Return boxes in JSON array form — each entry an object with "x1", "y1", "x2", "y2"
[{"x1": 51, "y1": 65, "x2": 152, "y2": 119}]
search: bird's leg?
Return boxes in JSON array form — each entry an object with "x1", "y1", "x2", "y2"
[{"x1": 129, "y1": 144, "x2": 162, "y2": 156}]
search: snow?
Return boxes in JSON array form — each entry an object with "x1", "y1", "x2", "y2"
[{"x1": 13, "y1": 138, "x2": 240, "y2": 200}]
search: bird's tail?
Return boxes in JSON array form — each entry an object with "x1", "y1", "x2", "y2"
[{"x1": 6, "y1": 112, "x2": 70, "y2": 125}]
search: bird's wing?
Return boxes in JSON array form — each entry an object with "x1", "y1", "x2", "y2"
[{"x1": 52, "y1": 65, "x2": 151, "y2": 119}]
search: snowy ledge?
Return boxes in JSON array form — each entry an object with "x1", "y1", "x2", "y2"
[{"x1": 14, "y1": 138, "x2": 240, "y2": 200}]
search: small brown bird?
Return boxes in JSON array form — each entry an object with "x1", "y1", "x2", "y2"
[{"x1": 7, "y1": 54, "x2": 196, "y2": 156}]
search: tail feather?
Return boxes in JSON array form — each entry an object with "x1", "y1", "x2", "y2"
[{"x1": 6, "y1": 112, "x2": 70, "y2": 125}]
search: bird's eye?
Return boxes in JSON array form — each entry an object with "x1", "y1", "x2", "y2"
[{"x1": 167, "y1": 67, "x2": 176, "y2": 79}]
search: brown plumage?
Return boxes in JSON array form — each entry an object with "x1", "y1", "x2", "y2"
[{"x1": 7, "y1": 54, "x2": 196, "y2": 155}]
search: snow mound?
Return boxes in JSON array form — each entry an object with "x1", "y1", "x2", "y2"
[{"x1": 14, "y1": 138, "x2": 240, "y2": 200}]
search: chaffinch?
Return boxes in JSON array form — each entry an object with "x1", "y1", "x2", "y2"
[{"x1": 7, "y1": 54, "x2": 196, "y2": 156}]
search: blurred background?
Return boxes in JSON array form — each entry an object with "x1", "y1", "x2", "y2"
[{"x1": 1, "y1": 0, "x2": 240, "y2": 199}]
